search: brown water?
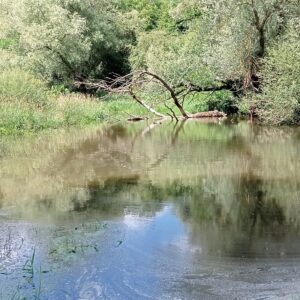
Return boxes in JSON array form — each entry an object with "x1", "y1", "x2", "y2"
[{"x1": 0, "y1": 120, "x2": 300, "y2": 299}]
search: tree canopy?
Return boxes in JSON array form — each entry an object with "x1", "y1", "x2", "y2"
[
  {"x1": 0, "y1": 0, "x2": 131, "y2": 82},
  {"x1": 0, "y1": 0, "x2": 299, "y2": 124}
]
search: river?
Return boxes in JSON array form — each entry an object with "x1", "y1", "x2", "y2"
[{"x1": 0, "y1": 119, "x2": 300, "y2": 299}]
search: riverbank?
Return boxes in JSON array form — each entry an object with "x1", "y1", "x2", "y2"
[{"x1": 0, "y1": 70, "x2": 234, "y2": 136}]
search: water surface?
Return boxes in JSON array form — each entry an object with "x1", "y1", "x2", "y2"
[{"x1": 0, "y1": 120, "x2": 300, "y2": 299}]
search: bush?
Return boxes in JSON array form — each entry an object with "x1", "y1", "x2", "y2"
[
  {"x1": 184, "y1": 91, "x2": 236, "y2": 114},
  {"x1": 0, "y1": 69, "x2": 51, "y2": 107}
]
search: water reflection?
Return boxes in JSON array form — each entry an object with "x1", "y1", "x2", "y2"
[{"x1": 0, "y1": 121, "x2": 300, "y2": 299}]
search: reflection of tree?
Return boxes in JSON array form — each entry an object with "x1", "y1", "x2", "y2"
[
  {"x1": 146, "y1": 120, "x2": 186, "y2": 171},
  {"x1": 70, "y1": 177, "x2": 166, "y2": 218},
  {"x1": 1, "y1": 120, "x2": 300, "y2": 230},
  {"x1": 57, "y1": 120, "x2": 189, "y2": 184},
  {"x1": 237, "y1": 174, "x2": 285, "y2": 234},
  {"x1": 171, "y1": 173, "x2": 295, "y2": 257},
  {"x1": 0, "y1": 188, "x2": 3, "y2": 202}
]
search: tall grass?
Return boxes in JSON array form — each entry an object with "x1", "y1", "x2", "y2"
[{"x1": 0, "y1": 69, "x2": 108, "y2": 135}]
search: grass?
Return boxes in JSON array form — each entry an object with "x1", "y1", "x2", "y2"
[
  {"x1": 0, "y1": 96, "x2": 106, "y2": 135},
  {"x1": 0, "y1": 68, "x2": 235, "y2": 136},
  {"x1": 0, "y1": 69, "x2": 151, "y2": 135},
  {"x1": 0, "y1": 69, "x2": 108, "y2": 135},
  {"x1": 102, "y1": 90, "x2": 235, "y2": 119}
]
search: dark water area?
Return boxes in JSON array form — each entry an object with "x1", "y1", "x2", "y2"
[{"x1": 0, "y1": 120, "x2": 300, "y2": 299}]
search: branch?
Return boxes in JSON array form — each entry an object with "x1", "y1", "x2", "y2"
[
  {"x1": 164, "y1": 102, "x2": 179, "y2": 122},
  {"x1": 185, "y1": 82, "x2": 233, "y2": 93},
  {"x1": 141, "y1": 71, "x2": 189, "y2": 118},
  {"x1": 75, "y1": 70, "x2": 233, "y2": 120},
  {"x1": 44, "y1": 45, "x2": 74, "y2": 72},
  {"x1": 128, "y1": 89, "x2": 166, "y2": 118},
  {"x1": 251, "y1": 0, "x2": 261, "y2": 30}
]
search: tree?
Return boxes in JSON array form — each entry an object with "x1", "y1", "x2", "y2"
[
  {"x1": 129, "y1": 0, "x2": 298, "y2": 93},
  {"x1": 0, "y1": 0, "x2": 131, "y2": 83},
  {"x1": 81, "y1": 70, "x2": 227, "y2": 120},
  {"x1": 251, "y1": 18, "x2": 300, "y2": 124},
  {"x1": 121, "y1": 0, "x2": 175, "y2": 31},
  {"x1": 200, "y1": 0, "x2": 299, "y2": 91}
]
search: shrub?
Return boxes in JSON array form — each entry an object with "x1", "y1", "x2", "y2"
[
  {"x1": 184, "y1": 91, "x2": 236, "y2": 114},
  {"x1": 0, "y1": 69, "x2": 51, "y2": 108}
]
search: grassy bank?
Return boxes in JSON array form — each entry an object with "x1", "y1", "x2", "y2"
[
  {"x1": 0, "y1": 69, "x2": 234, "y2": 136},
  {"x1": 0, "y1": 69, "x2": 107, "y2": 135}
]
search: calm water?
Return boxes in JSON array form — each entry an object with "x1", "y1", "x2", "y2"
[{"x1": 0, "y1": 120, "x2": 300, "y2": 299}]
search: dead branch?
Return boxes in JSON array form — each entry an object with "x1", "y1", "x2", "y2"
[
  {"x1": 75, "y1": 72, "x2": 167, "y2": 118},
  {"x1": 190, "y1": 110, "x2": 226, "y2": 119},
  {"x1": 75, "y1": 70, "x2": 229, "y2": 121},
  {"x1": 140, "y1": 71, "x2": 189, "y2": 118},
  {"x1": 128, "y1": 89, "x2": 166, "y2": 118}
]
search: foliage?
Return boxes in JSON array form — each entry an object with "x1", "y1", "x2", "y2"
[
  {"x1": 0, "y1": 0, "x2": 130, "y2": 82},
  {"x1": 130, "y1": 30, "x2": 214, "y2": 87},
  {"x1": 121, "y1": 0, "x2": 178, "y2": 31},
  {"x1": 251, "y1": 19, "x2": 300, "y2": 124},
  {"x1": 0, "y1": 69, "x2": 51, "y2": 107},
  {"x1": 127, "y1": 0, "x2": 300, "y2": 122},
  {"x1": 0, "y1": 69, "x2": 107, "y2": 135},
  {"x1": 0, "y1": 0, "x2": 299, "y2": 128},
  {"x1": 186, "y1": 91, "x2": 236, "y2": 114}
]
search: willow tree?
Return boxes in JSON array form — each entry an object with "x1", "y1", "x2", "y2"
[
  {"x1": 199, "y1": 0, "x2": 298, "y2": 90},
  {"x1": 250, "y1": 18, "x2": 300, "y2": 124},
  {"x1": 130, "y1": 0, "x2": 298, "y2": 93},
  {"x1": 0, "y1": 0, "x2": 131, "y2": 82}
]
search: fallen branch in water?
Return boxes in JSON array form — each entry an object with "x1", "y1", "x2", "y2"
[
  {"x1": 127, "y1": 116, "x2": 146, "y2": 122},
  {"x1": 190, "y1": 110, "x2": 227, "y2": 118},
  {"x1": 128, "y1": 110, "x2": 226, "y2": 122}
]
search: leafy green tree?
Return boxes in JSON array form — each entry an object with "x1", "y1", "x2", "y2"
[
  {"x1": 126, "y1": 0, "x2": 300, "y2": 121},
  {"x1": 1, "y1": 0, "x2": 130, "y2": 82},
  {"x1": 121, "y1": 0, "x2": 175, "y2": 31},
  {"x1": 198, "y1": 0, "x2": 298, "y2": 89},
  {"x1": 130, "y1": 0, "x2": 298, "y2": 89},
  {"x1": 252, "y1": 18, "x2": 300, "y2": 124}
]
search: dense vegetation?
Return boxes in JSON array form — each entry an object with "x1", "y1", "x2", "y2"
[{"x1": 0, "y1": 0, "x2": 299, "y2": 134}]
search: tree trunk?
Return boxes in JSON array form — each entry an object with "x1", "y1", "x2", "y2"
[{"x1": 142, "y1": 71, "x2": 189, "y2": 118}]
